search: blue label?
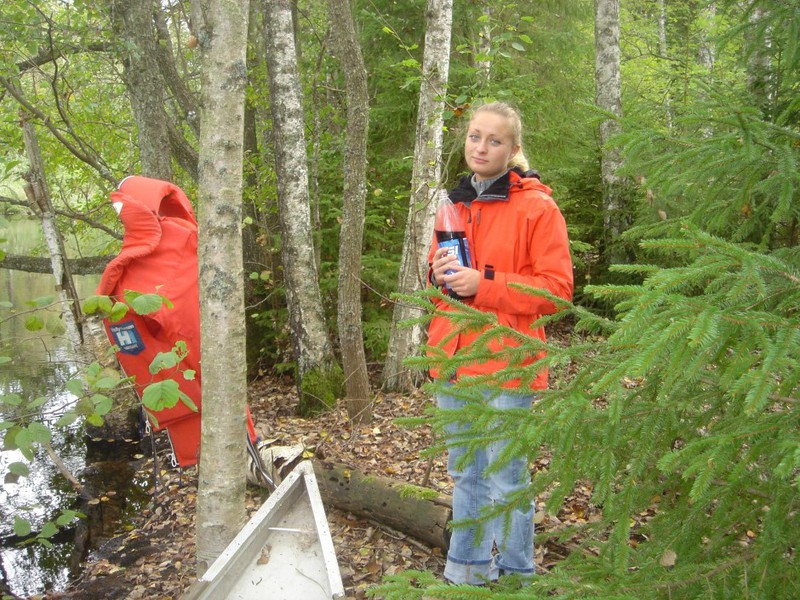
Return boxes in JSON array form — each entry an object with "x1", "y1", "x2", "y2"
[
  {"x1": 439, "y1": 238, "x2": 471, "y2": 273},
  {"x1": 110, "y1": 321, "x2": 145, "y2": 355},
  {"x1": 438, "y1": 237, "x2": 471, "y2": 291}
]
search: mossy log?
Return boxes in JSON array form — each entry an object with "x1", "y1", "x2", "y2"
[{"x1": 311, "y1": 459, "x2": 452, "y2": 552}]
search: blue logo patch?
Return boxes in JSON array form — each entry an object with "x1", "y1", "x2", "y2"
[{"x1": 110, "y1": 321, "x2": 145, "y2": 355}]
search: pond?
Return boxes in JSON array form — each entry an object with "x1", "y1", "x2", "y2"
[{"x1": 0, "y1": 217, "x2": 150, "y2": 597}]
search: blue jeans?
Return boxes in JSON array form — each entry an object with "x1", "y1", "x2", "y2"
[{"x1": 438, "y1": 387, "x2": 535, "y2": 585}]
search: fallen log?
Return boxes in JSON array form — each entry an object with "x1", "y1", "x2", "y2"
[{"x1": 310, "y1": 459, "x2": 452, "y2": 552}]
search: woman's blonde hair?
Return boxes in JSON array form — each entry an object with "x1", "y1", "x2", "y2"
[{"x1": 470, "y1": 101, "x2": 530, "y2": 172}]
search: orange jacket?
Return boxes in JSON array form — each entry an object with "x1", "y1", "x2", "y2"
[{"x1": 427, "y1": 169, "x2": 573, "y2": 389}]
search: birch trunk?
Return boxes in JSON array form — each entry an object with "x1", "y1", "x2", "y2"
[
  {"x1": 21, "y1": 116, "x2": 84, "y2": 352},
  {"x1": 193, "y1": 0, "x2": 251, "y2": 576},
  {"x1": 263, "y1": 0, "x2": 339, "y2": 413},
  {"x1": 594, "y1": 0, "x2": 626, "y2": 262},
  {"x1": 383, "y1": 0, "x2": 453, "y2": 392},
  {"x1": 328, "y1": 0, "x2": 372, "y2": 423}
]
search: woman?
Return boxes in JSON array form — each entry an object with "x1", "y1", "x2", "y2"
[{"x1": 428, "y1": 102, "x2": 574, "y2": 585}]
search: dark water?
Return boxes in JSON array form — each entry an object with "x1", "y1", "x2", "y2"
[{"x1": 0, "y1": 218, "x2": 149, "y2": 597}]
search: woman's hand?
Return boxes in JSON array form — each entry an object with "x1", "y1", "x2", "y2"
[{"x1": 432, "y1": 247, "x2": 480, "y2": 297}]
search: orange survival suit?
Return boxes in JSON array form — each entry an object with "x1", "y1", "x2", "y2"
[{"x1": 96, "y1": 176, "x2": 257, "y2": 467}]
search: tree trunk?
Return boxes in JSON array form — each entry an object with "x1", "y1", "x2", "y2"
[
  {"x1": 263, "y1": 0, "x2": 340, "y2": 415},
  {"x1": 20, "y1": 116, "x2": 84, "y2": 350},
  {"x1": 657, "y1": 0, "x2": 673, "y2": 130},
  {"x1": 383, "y1": 0, "x2": 454, "y2": 393},
  {"x1": 477, "y1": 1, "x2": 492, "y2": 87},
  {"x1": 193, "y1": 0, "x2": 251, "y2": 576},
  {"x1": 746, "y1": 6, "x2": 774, "y2": 120},
  {"x1": 594, "y1": 0, "x2": 627, "y2": 264},
  {"x1": 110, "y1": 0, "x2": 173, "y2": 181},
  {"x1": 328, "y1": 0, "x2": 372, "y2": 424},
  {"x1": 242, "y1": 2, "x2": 276, "y2": 373}
]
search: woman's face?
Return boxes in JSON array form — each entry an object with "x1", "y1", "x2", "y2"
[{"x1": 464, "y1": 111, "x2": 520, "y2": 181}]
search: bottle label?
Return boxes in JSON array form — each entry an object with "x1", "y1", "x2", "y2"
[{"x1": 438, "y1": 236, "x2": 471, "y2": 291}]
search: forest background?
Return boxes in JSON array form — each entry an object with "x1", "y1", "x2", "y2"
[{"x1": 0, "y1": 0, "x2": 798, "y2": 598}]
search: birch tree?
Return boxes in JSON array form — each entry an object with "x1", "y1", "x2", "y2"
[
  {"x1": 594, "y1": 0, "x2": 627, "y2": 263},
  {"x1": 328, "y1": 0, "x2": 372, "y2": 423},
  {"x1": 263, "y1": 0, "x2": 341, "y2": 414},
  {"x1": 383, "y1": 0, "x2": 454, "y2": 392},
  {"x1": 193, "y1": 0, "x2": 251, "y2": 575}
]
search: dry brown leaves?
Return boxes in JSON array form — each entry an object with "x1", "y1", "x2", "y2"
[{"x1": 51, "y1": 373, "x2": 599, "y2": 600}]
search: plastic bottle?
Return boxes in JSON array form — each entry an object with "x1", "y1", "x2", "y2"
[{"x1": 434, "y1": 189, "x2": 471, "y2": 297}]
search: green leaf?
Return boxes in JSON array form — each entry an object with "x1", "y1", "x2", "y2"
[
  {"x1": 0, "y1": 356, "x2": 11, "y2": 365},
  {"x1": 0, "y1": 420, "x2": 15, "y2": 431},
  {"x1": 56, "y1": 510, "x2": 80, "y2": 526},
  {"x1": 27, "y1": 396, "x2": 47, "y2": 410},
  {"x1": 183, "y1": 369, "x2": 196, "y2": 381},
  {"x1": 46, "y1": 314, "x2": 67, "y2": 335},
  {"x1": 66, "y1": 378, "x2": 84, "y2": 397},
  {"x1": 82, "y1": 295, "x2": 102, "y2": 315},
  {"x1": 179, "y1": 390, "x2": 198, "y2": 412},
  {"x1": 24, "y1": 314, "x2": 45, "y2": 331},
  {"x1": 55, "y1": 412, "x2": 79, "y2": 427},
  {"x1": 1, "y1": 393, "x2": 23, "y2": 407},
  {"x1": 0, "y1": 300, "x2": 12, "y2": 309},
  {"x1": 92, "y1": 394, "x2": 113, "y2": 416},
  {"x1": 93, "y1": 376, "x2": 119, "y2": 390},
  {"x1": 128, "y1": 292, "x2": 165, "y2": 315},
  {"x1": 86, "y1": 414, "x2": 104, "y2": 427},
  {"x1": 109, "y1": 301, "x2": 129, "y2": 322},
  {"x1": 13, "y1": 516, "x2": 31, "y2": 537},
  {"x1": 38, "y1": 522, "x2": 58, "y2": 539},
  {"x1": 142, "y1": 380, "x2": 180, "y2": 412},
  {"x1": 149, "y1": 350, "x2": 180, "y2": 374},
  {"x1": 27, "y1": 422, "x2": 52, "y2": 444},
  {"x1": 9, "y1": 461, "x2": 30, "y2": 477},
  {"x1": 31, "y1": 295, "x2": 55, "y2": 308}
]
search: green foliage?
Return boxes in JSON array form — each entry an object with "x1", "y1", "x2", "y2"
[
  {"x1": 381, "y1": 226, "x2": 799, "y2": 598},
  {"x1": 1, "y1": 289, "x2": 191, "y2": 547}
]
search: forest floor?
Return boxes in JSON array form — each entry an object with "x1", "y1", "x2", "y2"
[{"x1": 44, "y1": 368, "x2": 596, "y2": 600}]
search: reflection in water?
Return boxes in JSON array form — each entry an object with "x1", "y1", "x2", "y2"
[{"x1": 1, "y1": 219, "x2": 149, "y2": 597}]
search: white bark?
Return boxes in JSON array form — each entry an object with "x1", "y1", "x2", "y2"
[
  {"x1": 21, "y1": 118, "x2": 84, "y2": 352},
  {"x1": 477, "y1": 1, "x2": 492, "y2": 86},
  {"x1": 698, "y1": 2, "x2": 717, "y2": 138},
  {"x1": 594, "y1": 0, "x2": 625, "y2": 244},
  {"x1": 194, "y1": 0, "x2": 251, "y2": 576},
  {"x1": 263, "y1": 0, "x2": 336, "y2": 380},
  {"x1": 746, "y1": 6, "x2": 774, "y2": 118},
  {"x1": 383, "y1": 0, "x2": 453, "y2": 392}
]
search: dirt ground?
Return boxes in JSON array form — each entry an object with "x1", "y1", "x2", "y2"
[{"x1": 41, "y1": 376, "x2": 589, "y2": 599}]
